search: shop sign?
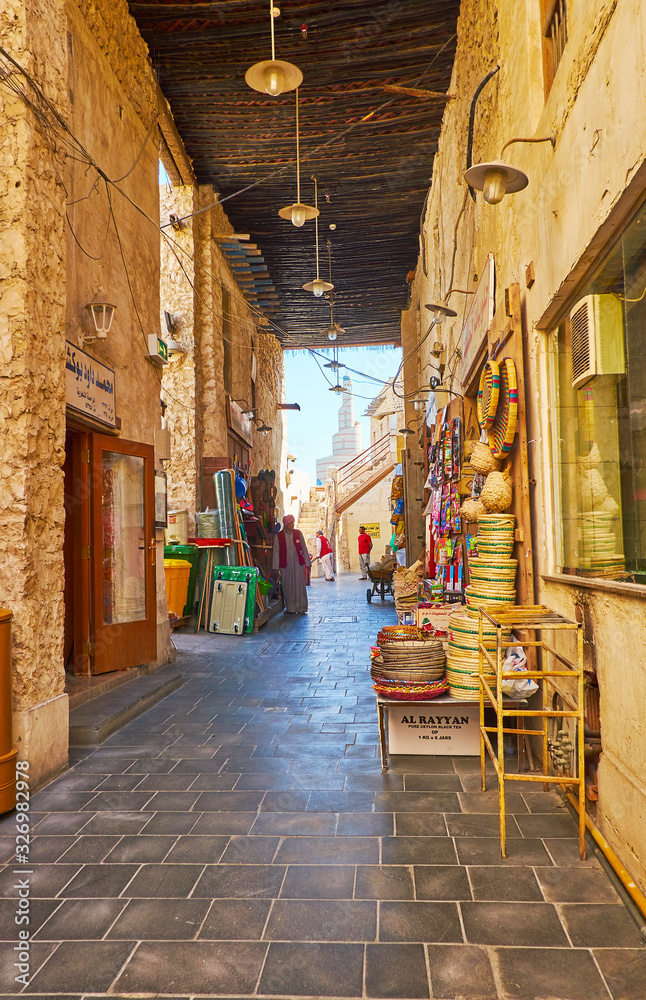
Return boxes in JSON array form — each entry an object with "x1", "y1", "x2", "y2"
[
  {"x1": 228, "y1": 398, "x2": 253, "y2": 447},
  {"x1": 65, "y1": 341, "x2": 116, "y2": 427},
  {"x1": 363, "y1": 523, "x2": 380, "y2": 538},
  {"x1": 388, "y1": 701, "x2": 479, "y2": 755},
  {"x1": 461, "y1": 254, "x2": 495, "y2": 387}
]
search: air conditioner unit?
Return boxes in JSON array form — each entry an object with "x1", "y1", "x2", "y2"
[{"x1": 569, "y1": 294, "x2": 625, "y2": 389}]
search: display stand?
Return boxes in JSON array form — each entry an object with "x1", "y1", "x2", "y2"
[
  {"x1": 477, "y1": 605, "x2": 586, "y2": 858},
  {"x1": 193, "y1": 541, "x2": 235, "y2": 632}
]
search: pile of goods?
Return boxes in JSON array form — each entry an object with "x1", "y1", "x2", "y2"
[
  {"x1": 464, "y1": 513, "x2": 517, "y2": 612},
  {"x1": 371, "y1": 625, "x2": 448, "y2": 700},
  {"x1": 393, "y1": 555, "x2": 427, "y2": 618},
  {"x1": 446, "y1": 608, "x2": 512, "y2": 700}
]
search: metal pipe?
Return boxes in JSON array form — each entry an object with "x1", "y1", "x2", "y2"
[
  {"x1": 565, "y1": 791, "x2": 646, "y2": 935},
  {"x1": 466, "y1": 65, "x2": 500, "y2": 202}
]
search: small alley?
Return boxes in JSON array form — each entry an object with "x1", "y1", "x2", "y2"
[{"x1": 1, "y1": 577, "x2": 644, "y2": 1000}]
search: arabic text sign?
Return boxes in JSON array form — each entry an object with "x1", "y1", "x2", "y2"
[
  {"x1": 65, "y1": 341, "x2": 116, "y2": 427},
  {"x1": 461, "y1": 254, "x2": 495, "y2": 386}
]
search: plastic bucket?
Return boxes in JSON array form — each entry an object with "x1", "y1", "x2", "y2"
[{"x1": 163, "y1": 559, "x2": 192, "y2": 618}]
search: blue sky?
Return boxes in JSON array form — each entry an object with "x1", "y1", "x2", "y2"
[{"x1": 284, "y1": 346, "x2": 402, "y2": 483}]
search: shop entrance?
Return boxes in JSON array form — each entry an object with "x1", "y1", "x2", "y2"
[{"x1": 63, "y1": 428, "x2": 157, "y2": 675}]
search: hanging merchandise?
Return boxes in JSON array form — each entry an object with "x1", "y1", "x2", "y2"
[
  {"x1": 488, "y1": 357, "x2": 518, "y2": 459},
  {"x1": 235, "y1": 472, "x2": 248, "y2": 498},
  {"x1": 480, "y1": 469, "x2": 513, "y2": 513},
  {"x1": 477, "y1": 359, "x2": 501, "y2": 429},
  {"x1": 451, "y1": 417, "x2": 461, "y2": 479}
]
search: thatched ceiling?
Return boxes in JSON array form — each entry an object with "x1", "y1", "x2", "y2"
[{"x1": 129, "y1": 0, "x2": 460, "y2": 348}]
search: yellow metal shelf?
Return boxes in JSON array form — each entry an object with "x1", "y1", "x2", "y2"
[{"x1": 477, "y1": 605, "x2": 586, "y2": 859}]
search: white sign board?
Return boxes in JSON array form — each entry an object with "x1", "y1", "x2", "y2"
[
  {"x1": 387, "y1": 700, "x2": 480, "y2": 755},
  {"x1": 461, "y1": 254, "x2": 495, "y2": 387},
  {"x1": 65, "y1": 341, "x2": 116, "y2": 427}
]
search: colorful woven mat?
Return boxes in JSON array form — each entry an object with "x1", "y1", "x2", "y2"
[
  {"x1": 373, "y1": 677, "x2": 450, "y2": 701},
  {"x1": 487, "y1": 357, "x2": 518, "y2": 459},
  {"x1": 477, "y1": 359, "x2": 500, "y2": 429}
]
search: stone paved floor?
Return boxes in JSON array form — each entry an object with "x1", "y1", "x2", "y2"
[{"x1": 1, "y1": 575, "x2": 644, "y2": 999}]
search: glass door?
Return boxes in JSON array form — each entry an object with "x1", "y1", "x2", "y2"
[{"x1": 91, "y1": 436, "x2": 156, "y2": 672}]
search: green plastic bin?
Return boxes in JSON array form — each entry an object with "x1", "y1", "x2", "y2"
[{"x1": 164, "y1": 544, "x2": 199, "y2": 617}]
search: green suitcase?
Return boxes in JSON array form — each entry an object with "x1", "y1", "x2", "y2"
[{"x1": 212, "y1": 566, "x2": 259, "y2": 633}]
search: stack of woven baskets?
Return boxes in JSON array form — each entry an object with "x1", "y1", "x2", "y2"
[
  {"x1": 446, "y1": 512, "x2": 517, "y2": 699},
  {"x1": 446, "y1": 610, "x2": 512, "y2": 700},
  {"x1": 372, "y1": 625, "x2": 448, "y2": 700},
  {"x1": 464, "y1": 513, "x2": 517, "y2": 613}
]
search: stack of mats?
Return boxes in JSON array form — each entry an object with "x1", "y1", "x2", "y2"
[
  {"x1": 447, "y1": 512, "x2": 517, "y2": 700},
  {"x1": 446, "y1": 609, "x2": 512, "y2": 700},
  {"x1": 464, "y1": 513, "x2": 517, "y2": 614},
  {"x1": 579, "y1": 512, "x2": 625, "y2": 579},
  {"x1": 372, "y1": 625, "x2": 448, "y2": 700}
]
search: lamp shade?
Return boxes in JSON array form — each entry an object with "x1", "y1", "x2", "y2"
[
  {"x1": 464, "y1": 159, "x2": 529, "y2": 204},
  {"x1": 85, "y1": 299, "x2": 116, "y2": 339},
  {"x1": 278, "y1": 202, "x2": 319, "y2": 227},
  {"x1": 303, "y1": 277, "x2": 334, "y2": 297},
  {"x1": 424, "y1": 300, "x2": 457, "y2": 323},
  {"x1": 245, "y1": 59, "x2": 302, "y2": 96}
]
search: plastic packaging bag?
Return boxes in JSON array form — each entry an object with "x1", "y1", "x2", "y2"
[{"x1": 501, "y1": 646, "x2": 538, "y2": 698}]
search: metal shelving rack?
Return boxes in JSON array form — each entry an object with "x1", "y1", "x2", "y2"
[{"x1": 477, "y1": 605, "x2": 586, "y2": 859}]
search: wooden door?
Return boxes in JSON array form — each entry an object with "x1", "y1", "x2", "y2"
[{"x1": 91, "y1": 436, "x2": 156, "y2": 672}]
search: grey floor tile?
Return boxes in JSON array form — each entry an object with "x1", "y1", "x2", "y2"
[
  {"x1": 0, "y1": 898, "x2": 62, "y2": 940},
  {"x1": 193, "y1": 864, "x2": 286, "y2": 899},
  {"x1": 560, "y1": 903, "x2": 646, "y2": 947},
  {"x1": 446, "y1": 813, "x2": 522, "y2": 838},
  {"x1": 461, "y1": 900, "x2": 569, "y2": 946},
  {"x1": 140, "y1": 812, "x2": 200, "y2": 835},
  {"x1": 198, "y1": 899, "x2": 271, "y2": 940},
  {"x1": 455, "y1": 837, "x2": 554, "y2": 867},
  {"x1": 493, "y1": 946, "x2": 610, "y2": 999},
  {"x1": 515, "y1": 811, "x2": 580, "y2": 838},
  {"x1": 125, "y1": 863, "x2": 204, "y2": 898},
  {"x1": 191, "y1": 812, "x2": 256, "y2": 835},
  {"x1": 33, "y1": 898, "x2": 126, "y2": 940},
  {"x1": 194, "y1": 790, "x2": 265, "y2": 811},
  {"x1": 544, "y1": 838, "x2": 602, "y2": 868},
  {"x1": 382, "y1": 836, "x2": 458, "y2": 865},
  {"x1": 375, "y1": 791, "x2": 461, "y2": 813},
  {"x1": 252, "y1": 811, "x2": 337, "y2": 836},
  {"x1": 26, "y1": 941, "x2": 134, "y2": 993},
  {"x1": 79, "y1": 811, "x2": 152, "y2": 835},
  {"x1": 31, "y1": 813, "x2": 91, "y2": 835},
  {"x1": 355, "y1": 865, "x2": 415, "y2": 900},
  {"x1": 280, "y1": 864, "x2": 356, "y2": 899},
  {"x1": 594, "y1": 948, "x2": 646, "y2": 1000},
  {"x1": 536, "y1": 866, "x2": 620, "y2": 902},
  {"x1": 307, "y1": 791, "x2": 375, "y2": 812},
  {"x1": 365, "y1": 942, "x2": 429, "y2": 998},
  {"x1": 258, "y1": 941, "x2": 364, "y2": 997},
  {"x1": 275, "y1": 835, "x2": 378, "y2": 865},
  {"x1": 379, "y1": 900, "x2": 462, "y2": 943},
  {"x1": 220, "y1": 836, "x2": 281, "y2": 864},
  {"x1": 427, "y1": 943, "x2": 497, "y2": 999},
  {"x1": 458, "y1": 790, "x2": 528, "y2": 813},
  {"x1": 413, "y1": 865, "x2": 472, "y2": 901},
  {"x1": 58, "y1": 835, "x2": 120, "y2": 863},
  {"x1": 164, "y1": 835, "x2": 229, "y2": 863},
  {"x1": 468, "y1": 865, "x2": 543, "y2": 901},
  {"x1": 107, "y1": 898, "x2": 211, "y2": 940},
  {"x1": 0, "y1": 941, "x2": 57, "y2": 993},
  {"x1": 404, "y1": 774, "x2": 463, "y2": 791},
  {"x1": 337, "y1": 812, "x2": 394, "y2": 836},
  {"x1": 394, "y1": 813, "x2": 449, "y2": 836},
  {"x1": 0, "y1": 864, "x2": 81, "y2": 899},
  {"x1": 21, "y1": 836, "x2": 78, "y2": 863},
  {"x1": 144, "y1": 791, "x2": 201, "y2": 811},
  {"x1": 113, "y1": 940, "x2": 267, "y2": 994},
  {"x1": 185, "y1": 773, "x2": 239, "y2": 790},
  {"x1": 264, "y1": 899, "x2": 376, "y2": 941},
  {"x1": 59, "y1": 864, "x2": 138, "y2": 898},
  {"x1": 103, "y1": 834, "x2": 177, "y2": 863},
  {"x1": 259, "y1": 791, "x2": 310, "y2": 812}
]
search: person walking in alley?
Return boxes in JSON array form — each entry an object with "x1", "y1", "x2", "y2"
[
  {"x1": 272, "y1": 514, "x2": 311, "y2": 614},
  {"x1": 358, "y1": 525, "x2": 373, "y2": 579},
  {"x1": 313, "y1": 528, "x2": 335, "y2": 581}
]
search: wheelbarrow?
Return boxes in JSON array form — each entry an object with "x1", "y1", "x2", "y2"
[{"x1": 366, "y1": 564, "x2": 395, "y2": 602}]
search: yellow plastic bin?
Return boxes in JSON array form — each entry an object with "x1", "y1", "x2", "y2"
[
  {"x1": 164, "y1": 559, "x2": 192, "y2": 618},
  {"x1": 0, "y1": 608, "x2": 17, "y2": 815}
]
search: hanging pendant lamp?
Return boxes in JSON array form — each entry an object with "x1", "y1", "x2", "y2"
[
  {"x1": 245, "y1": 1, "x2": 302, "y2": 96},
  {"x1": 303, "y1": 178, "x2": 334, "y2": 296},
  {"x1": 278, "y1": 88, "x2": 319, "y2": 227},
  {"x1": 319, "y1": 240, "x2": 343, "y2": 340}
]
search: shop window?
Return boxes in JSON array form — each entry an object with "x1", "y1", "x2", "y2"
[
  {"x1": 540, "y1": 0, "x2": 568, "y2": 95},
  {"x1": 550, "y1": 197, "x2": 646, "y2": 584}
]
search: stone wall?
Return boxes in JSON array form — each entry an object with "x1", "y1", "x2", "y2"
[
  {"x1": 160, "y1": 183, "x2": 286, "y2": 524},
  {"x1": 0, "y1": 0, "x2": 171, "y2": 785},
  {"x1": 408, "y1": 0, "x2": 646, "y2": 888}
]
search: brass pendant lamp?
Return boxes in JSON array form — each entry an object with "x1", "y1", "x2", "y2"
[
  {"x1": 303, "y1": 178, "x2": 334, "y2": 296},
  {"x1": 278, "y1": 88, "x2": 319, "y2": 227},
  {"x1": 245, "y1": 1, "x2": 302, "y2": 97}
]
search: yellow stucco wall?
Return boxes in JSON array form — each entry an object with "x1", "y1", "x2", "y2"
[{"x1": 410, "y1": 0, "x2": 646, "y2": 888}]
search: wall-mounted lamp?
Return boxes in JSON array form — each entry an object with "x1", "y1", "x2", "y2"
[
  {"x1": 84, "y1": 296, "x2": 116, "y2": 343},
  {"x1": 166, "y1": 339, "x2": 187, "y2": 360},
  {"x1": 464, "y1": 134, "x2": 555, "y2": 204},
  {"x1": 256, "y1": 421, "x2": 273, "y2": 433},
  {"x1": 424, "y1": 287, "x2": 473, "y2": 324}
]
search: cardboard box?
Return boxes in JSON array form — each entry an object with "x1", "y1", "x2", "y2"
[{"x1": 387, "y1": 699, "x2": 479, "y2": 755}]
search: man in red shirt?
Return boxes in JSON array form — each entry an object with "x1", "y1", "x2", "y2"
[
  {"x1": 313, "y1": 529, "x2": 335, "y2": 581},
  {"x1": 358, "y1": 526, "x2": 373, "y2": 580}
]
